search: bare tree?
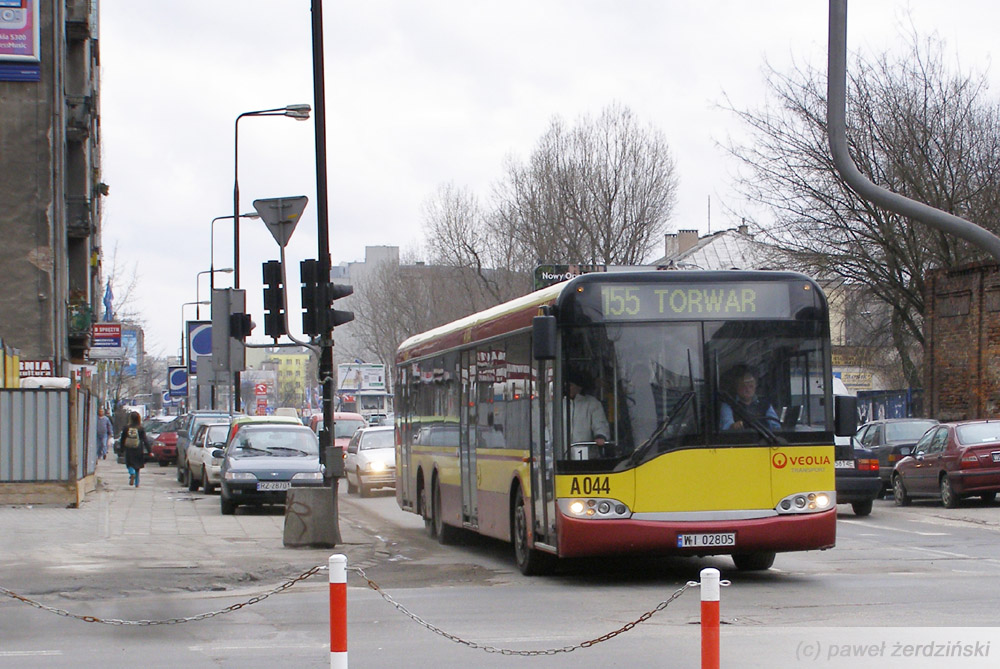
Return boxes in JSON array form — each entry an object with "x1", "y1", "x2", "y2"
[
  {"x1": 724, "y1": 34, "x2": 1000, "y2": 387},
  {"x1": 494, "y1": 102, "x2": 678, "y2": 268},
  {"x1": 423, "y1": 184, "x2": 527, "y2": 304}
]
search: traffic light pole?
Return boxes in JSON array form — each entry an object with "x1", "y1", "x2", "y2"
[{"x1": 311, "y1": 0, "x2": 342, "y2": 544}]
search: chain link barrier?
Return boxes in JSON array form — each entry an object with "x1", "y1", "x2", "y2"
[
  {"x1": 350, "y1": 565, "x2": 700, "y2": 656},
  {"x1": 0, "y1": 564, "x2": 325, "y2": 626},
  {"x1": 2, "y1": 560, "x2": 723, "y2": 657}
]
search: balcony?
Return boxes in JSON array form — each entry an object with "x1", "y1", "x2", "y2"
[
  {"x1": 68, "y1": 302, "x2": 92, "y2": 338},
  {"x1": 66, "y1": 0, "x2": 93, "y2": 41},
  {"x1": 66, "y1": 196, "x2": 93, "y2": 238},
  {"x1": 65, "y1": 96, "x2": 92, "y2": 141}
]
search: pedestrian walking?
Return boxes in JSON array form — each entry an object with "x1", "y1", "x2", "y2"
[
  {"x1": 119, "y1": 412, "x2": 149, "y2": 487},
  {"x1": 95, "y1": 407, "x2": 113, "y2": 460}
]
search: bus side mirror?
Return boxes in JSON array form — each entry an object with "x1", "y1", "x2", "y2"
[
  {"x1": 834, "y1": 395, "x2": 857, "y2": 437},
  {"x1": 533, "y1": 315, "x2": 556, "y2": 360}
]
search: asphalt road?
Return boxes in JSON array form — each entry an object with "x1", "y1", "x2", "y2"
[{"x1": 2, "y1": 461, "x2": 1000, "y2": 668}]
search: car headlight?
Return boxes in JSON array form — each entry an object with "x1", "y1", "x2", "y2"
[
  {"x1": 224, "y1": 471, "x2": 257, "y2": 481},
  {"x1": 291, "y1": 472, "x2": 324, "y2": 481},
  {"x1": 366, "y1": 460, "x2": 387, "y2": 472}
]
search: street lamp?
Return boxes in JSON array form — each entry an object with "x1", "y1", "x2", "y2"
[
  {"x1": 196, "y1": 268, "x2": 233, "y2": 319},
  {"x1": 233, "y1": 104, "x2": 311, "y2": 288},
  {"x1": 233, "y1": 103, "x2": 310, "y2": 413},
  {"x1": 210, "y1": 213, "x2": 260, "y2": 295}
]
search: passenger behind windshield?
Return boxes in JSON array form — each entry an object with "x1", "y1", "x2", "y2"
[{"x1": 719, "y1": 364, "x2": 780, "y2": 432}]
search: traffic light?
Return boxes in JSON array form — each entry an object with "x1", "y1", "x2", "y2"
[
  {"x1": 229, "y1": 312, "x2": 254, "y2": 339},
  {"x1": 300, "y1": 258, "x2": 354, "y2": 336},
  {"x1": 262, "y1": 260, "x2": 287, "y2": 339}
]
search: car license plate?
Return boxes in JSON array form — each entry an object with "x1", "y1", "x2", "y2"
[
  {"x1": 677, "y1": 532, "x2": 736, "y2": 548},
  {"x1": 834, "y1": 460, "x2": 855, "y2": 469},
  {"x1": 257, "y1": 481, "x2": 290, "y2": 491},
  {"x1": 992, "y1": 452, "x2": 1000, "y2": 463}
]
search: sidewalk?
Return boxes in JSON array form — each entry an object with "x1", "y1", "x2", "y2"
[{"x1": 0, "y1": 457, "x2": 376, "y2": 598}]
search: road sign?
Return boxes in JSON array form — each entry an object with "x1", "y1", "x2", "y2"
[
  {"x1": 168, "y1": 366, "x2": 188, "y2": 397},
  {"x1": 254, "y1": 196, "x2": 308, "y2": 248}
]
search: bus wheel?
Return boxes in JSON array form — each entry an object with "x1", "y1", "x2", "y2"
[
  {"x1": 732, "y1": 551, "x2": 775, "y2": 571},
  {"x1": 432, "y1": 479, "x2": 459, "y2": 545},
  {"x1": 419, "y1": 479, "x2": 435, "y2": 538},
  {"x1": 513, "y1": 489, "x2": 555, "y2": 576}
]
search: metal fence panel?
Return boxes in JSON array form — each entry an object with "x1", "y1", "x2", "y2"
[{"x1": 0, "y1": 389, "x2": 71, "y2": 482}]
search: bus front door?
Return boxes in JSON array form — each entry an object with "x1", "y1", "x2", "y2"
[{"x1": 531, "y1": 361, "x2": 556, "y2": 548}]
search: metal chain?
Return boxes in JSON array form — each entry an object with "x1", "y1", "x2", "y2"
[
  {"x1": 0, "y1": 564, "x2": 325, "y2": 626},
  {"x1": 350, "y1": 566, "x2": 697, "y2": 656}
]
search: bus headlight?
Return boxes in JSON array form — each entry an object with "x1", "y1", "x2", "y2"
[
  {"x1": 775, "y1": 491, "x2": 835, "y2": 514},
  {"x1": 559, "y1": 498, "x2": 631, "y2": 519}
]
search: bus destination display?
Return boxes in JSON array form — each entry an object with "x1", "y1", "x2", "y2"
[{"x1": 598, "y1": 282, "x2": 795, "y2": 320}]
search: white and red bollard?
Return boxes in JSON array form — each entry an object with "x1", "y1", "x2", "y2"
[
  {"x1": 700, "y1": 567, "x2": 721, "y2": 669},
  {"x1": 330, "y1": 554, "x2": 348, "y2": 669}
]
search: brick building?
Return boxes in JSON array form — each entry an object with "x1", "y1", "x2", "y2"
[{"x1": 923, "y1": 262, "x2": 1000, "y2": 421}]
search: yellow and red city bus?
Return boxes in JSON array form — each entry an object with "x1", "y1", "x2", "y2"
[{"x1": 395, "y1": 270, "x2": 847, "y2": 574}]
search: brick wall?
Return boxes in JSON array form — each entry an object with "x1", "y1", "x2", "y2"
[{"x1": 924, "y1": 262, "x2": 1000, "y2": 420}]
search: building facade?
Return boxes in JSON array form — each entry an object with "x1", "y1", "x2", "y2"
[{"x1": 0, "y1": 1, "x2": 104, "y2": 375}]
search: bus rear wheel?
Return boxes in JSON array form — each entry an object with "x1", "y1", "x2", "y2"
[
  {"x1": 432, "y1": 479, "x2": 459, "y2": 545},
  {"x1": 513, "y1": 489, "x2": 555, "y2": 576},
  {"x1": 732, "y1": 551, "x2": 775, "y2": 571}
]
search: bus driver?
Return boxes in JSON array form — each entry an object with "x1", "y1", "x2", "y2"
[{"x1": 719, "y1": 365, "x2": 780, "y2": 431}]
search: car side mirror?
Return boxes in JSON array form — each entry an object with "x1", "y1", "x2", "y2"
[
  {"x1": 211, "y1": 449, "x2": 225, "y2": 459},
  {"x1": 834, "y1": 396, "x2": 857, "y2": 437}
]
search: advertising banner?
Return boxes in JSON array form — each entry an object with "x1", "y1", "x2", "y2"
[
  {"x1": 168, "y1": 366, "x2": 188, "y2": 397},
  {"x1": 337, "y1": 363, "x2": 385, "y2": 392},
  {"x1": 187, "y1": 321, "x2": 211, "y2": 376},
  {"x1": 0, "y1": 0, "x2": 40, "y2": 63}
]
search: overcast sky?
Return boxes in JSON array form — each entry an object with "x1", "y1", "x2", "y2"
[{"x1": 98, "y1": 1, "x2": 1000, "y2": 358}]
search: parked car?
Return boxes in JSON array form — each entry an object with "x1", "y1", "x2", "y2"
[
  {"x1": 217, "y1": 422, "x2": 325, "y2": 515},
  {"x1": 185, "y1": 422, "x2": 230, "y2": 494},
  {"x1": 226, "y1": 414, "x2": 303, "y2": 443},
  {"x1": 856, "y1": 418, "x2": 939, "y2": 492},
  {"x1": 175, "y1": 411, "x2": 233, "y2": 483},
  {"x1": 834, "y1": 436, "x2": 881, "y2": 516},
  {"x1": 149, "y1": 417, "x2": 182, "y2": 466},
  {"x1": 309, "y1": 411, "x2": 367, "y2": 450},
  {"x1": 893, "y1": 421, "x2": 1000, "y2": 508},
  {"x1": 344, "y1": 425, "x2": 396, "y2": 497},
  {"x1": 143, "y1": 415, "x2": 178, "y2": 464}
]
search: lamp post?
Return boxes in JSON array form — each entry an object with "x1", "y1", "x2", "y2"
[
  {"x1": 233, "y1": 103, "x2": 310, "y2": 413},
  {"x1": 210, "y1": 213, "x2": 260, "y2": 295},
  {"x1": 233, "y1": 104, "x2": 310, "y2": 288},
  {"x1": 196, "y1": 268, "x2": 233, "y2": 319}
]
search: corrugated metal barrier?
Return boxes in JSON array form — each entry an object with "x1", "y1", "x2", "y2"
[{"x1": 0, "y1": 388, "x2": 96, "y2": 483}]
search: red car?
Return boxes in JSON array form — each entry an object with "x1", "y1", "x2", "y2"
[
  {"x1": 893, "y1": 421, "x2": 1000, "y2": 507},
  {"x1": 147, "y1": 416, "x2": 182, "y2": 466}
]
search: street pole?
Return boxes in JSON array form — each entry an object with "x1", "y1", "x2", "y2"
[{"x1": 311, "y1": 0, "x2": 342, "y2": 544}]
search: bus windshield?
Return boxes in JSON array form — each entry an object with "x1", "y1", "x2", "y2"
[{"x1": 561, "y1": 318, "x2": 830, "y2": 468}]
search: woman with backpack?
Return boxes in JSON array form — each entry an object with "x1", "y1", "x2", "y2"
[{"x1": 119, "y1": 412, "x2": 149, "y2": 487}]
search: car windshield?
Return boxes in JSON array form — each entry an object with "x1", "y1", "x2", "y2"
[
  {"x1": 144, "y1": 418, "x2": 172, "y2": 432},
  {"x1": 334, "y1": 419, "x2": 366, "y2": 438},
  {"x1": 360, "y1": 430, "x2": 394, "y2": 450},
  {"x1": 205, "y1": 425, "x2": 230, "y2": 444},
  {"x1": 956, "y1": 423, "x2": 1000, "y2": 445},
  {"x1": 232, "y1": 427, "x2": 319, "y2": 456},
  {"x1": 885, "y1": 420, "x2": 937, "y2": 442}
]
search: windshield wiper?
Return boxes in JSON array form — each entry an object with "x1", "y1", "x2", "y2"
[
  {"x1": 265, "y1": 447, "x2": 310, "y2": 455},
  {"x1": 629, "y1": 390, "x2": 695, "y2": 467}
]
